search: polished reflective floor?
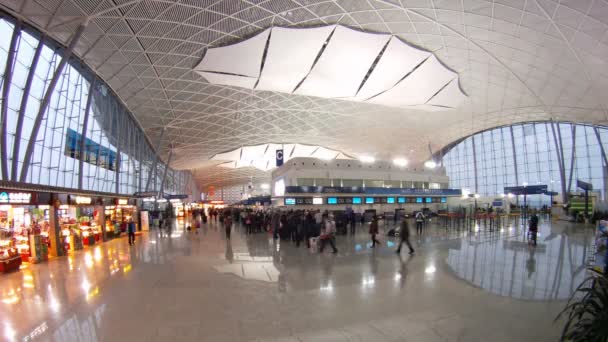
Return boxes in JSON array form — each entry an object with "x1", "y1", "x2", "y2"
[{"x1": 0, "y1": 217, "x2": 594, "y2": 341}]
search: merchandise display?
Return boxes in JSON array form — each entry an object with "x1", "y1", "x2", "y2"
[{"x1": 0, "y1": 202, "x2": 50, "y2": 264}]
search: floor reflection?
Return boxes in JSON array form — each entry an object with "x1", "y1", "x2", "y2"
[{"x1": 446, "y1": 221, "x2": 592, "y2": 300}]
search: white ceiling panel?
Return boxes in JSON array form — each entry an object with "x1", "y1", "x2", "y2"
[
  {"x1": 295, "y1": 25, "x2": 390, "y2": 98},
  {"x1": 256, "y1": 26, "x2": 334, "y2": 93},
  {"x1": 356, "y1": 37, "x2": 431, "y2": 100},
  {"x1": 369, "y1": 56, "x2": 456, "y2": 107},
  {"x1": 197, "y1": 72, "x2": 257, "y2": 89},
  {"x1": 195, "y1": 29, "x2": 270, "y2": 77},
  {"x1": 292, "y1": 144, "x2": 319, "y2": 157},
  {"x1": 427, "y1": 79, "x2": 468, "y2": 108}
]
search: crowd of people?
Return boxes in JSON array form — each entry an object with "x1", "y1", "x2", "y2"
[{"x1": 177, "y1": 207, "x2": 428, "y2": 255}]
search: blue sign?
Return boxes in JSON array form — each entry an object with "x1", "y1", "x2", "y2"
[
  {"x1": 387, "y1": 197, "x2": 395, "y2": 204},
  {"x1": 365, "y1": 197, "x2": 374, "y2": 204},
  {"x1": 327, "y1": 197, "x2": 338, "y2": 204},
  {"x1": 425, "y1": 197, "x2": 432, "y2": 203},
  {"x1": 441, "y1": 197, "x2": 447, "y2": 203},
  {"x1": 398, "y1": 197, "x2": 406, "y2": 203},
  {"x1": 276, "y1": 149, "x2": 283, "y2": 167},
  {"x1": 164, "y1": 194, "x2": 188, "y2": 200},
  {"x1": 284, "y1": 186, "x2": 461, "y2": 196},
  {"x1": 504, "y1": 185, "x2": 548, "y2": 195},
  {"x1": 284, "y1": 198, "x2": 296, "y2": 205},
  {"x1": 352, "y1": 197, "x2": 362, "y2": 204},
  {"x1": 416, "y1": 197, "x2": 423, "y2": 203}
]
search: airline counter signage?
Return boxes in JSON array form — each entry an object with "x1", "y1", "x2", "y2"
[{"x1": 285, "y1": 186, "x2": 461, "y2": 196}]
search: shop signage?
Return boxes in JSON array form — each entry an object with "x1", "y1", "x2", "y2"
[
  {"x1": 74, "y1": 196, "x2": 92, "y2": 205},
  {"x1": 117, "y1": 199, "x2": 129, "y2": 205},
  {"x1": 142, "y1": 197, "x2": 156, "y2": 202},
  {"x1": 285, "y1": 186, "x2": 462, "y2": 196},
  {"x1": 0, "y1": 191, "x2": 32, "y2": 204}
]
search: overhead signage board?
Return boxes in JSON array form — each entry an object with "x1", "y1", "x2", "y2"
[
  {"x1": 164, "y1": 194, "x2": 189, "y2": 200},
  {"x1": 276, "y1": 149, "x2": 283, "y2": 167},
  {"x1": 504, "y1": 185, "x2": 548, "y2": 195},
  {"x1": 134, "y1": 191, "x2": 158, "y2": 198},
  {"x1": 285, "y1": 186, "x2": 461, "y2": 196},
  {"x1": 577, "y1": 180, "x2": 593, "y2": 191},
  {"x1": 0, "y1": 191, "x2": 33, "y2": 204}
]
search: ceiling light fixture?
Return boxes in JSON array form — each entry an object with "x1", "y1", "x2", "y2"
[
  {"x1": 424, "y1": 160, "x2": 437, "y2": 169},
  {"x1": 393, "y1": 158, "x2": 408, "y2": 167}
]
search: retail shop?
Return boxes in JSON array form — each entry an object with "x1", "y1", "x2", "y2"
[
  {"x1": 0, "y1": 190, "x2": 51, "y2": 272},
  {"x1": 104, "y1": 198, "x2": 138, "y2": 236},
  {"x1": 58, "y1": 195, "x2": 103, "y2": 252}
]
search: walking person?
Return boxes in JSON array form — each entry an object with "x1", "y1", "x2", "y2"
[
  {"x1": 369, "y1": 215, "x2": 381, "y2": 248},
  {"x1": 319, "y1": 216, "x2": 338, "y2": 253},
  {"x1": 415, "y1": 211, "x2": 425, "y2": 235},
  {"x1": 528, "y1": 213, "x2": 539, "y2": 246},
  {"x1": 128, "y1": 219, "x2": 136, "y2": 246},
  {"x1": 224, "y1": 213, "x2": 233, "y2": 240},
  {"x1": 395, "y1": 217, "x2": 414, "y2": 255}
]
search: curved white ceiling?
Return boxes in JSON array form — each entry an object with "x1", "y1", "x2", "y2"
[
  {"x1": 195, "y1": 25, "x2": 467, "y2": 110},
  {"x1": 7, "y1": 0, "x2": 608, "y2": 187}
]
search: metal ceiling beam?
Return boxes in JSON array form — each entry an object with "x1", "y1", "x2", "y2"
[
  {"x1": 77, "y1": 77, "x2": 96, "y2": 189},
  {"x1": 11, "y1": 33, "x2": 43, "y2": 181},
  {"x1": 144, "y1": 127, "x2": 165, "y2": 192},
  {"x1": 19, "y1": 20, "x2": 88, "y2": 182},
  {"x1": 0, "y1": 20, "x2": 21, "y2": 180}
]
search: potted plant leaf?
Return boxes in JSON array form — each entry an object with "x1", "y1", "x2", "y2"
[{"x1": 556, "y1": 229, "x2": 608, "y2": 341}]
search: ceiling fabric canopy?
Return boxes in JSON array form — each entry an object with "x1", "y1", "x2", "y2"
[
  {"x1": 194, "y1": 24, "x2": 467, "y2": 110},
  {"x1": 211, "y1": 144, "x2": 350, "y2": 171},
  {"x1": 5, "y1": 0, "x2": 607, "y2": 187}
]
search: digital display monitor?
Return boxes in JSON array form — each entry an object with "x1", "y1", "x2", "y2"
[
  {"x1": 352, "y1": 197, "x2": 362, "y2": 204},
  {"x1": 398, "y1": 197, "x2": 406, "y2": 204},
  {"x1": 365, "y1": 197, "x2": 374, "y2": 204},
  {"x1": 416, "y1": 197, "x2": 423, "y2": 203},
  {"x1": 441, "y1": 197, "x2": 447, "y2": 203},
  {"x1": 284, "y1": 198, "x2": 296, "y2": 205},
  {"x1": 327, "y1": 197, "x2": 338, "y2": 205},
  {"x1": 387, "y1": 197, "x2": 395, "y2": 204},
  {"x1": 425, "y1": 197, "x2": 432, "y2": 203},
  {"x1": 312, "y1": 197, "x2": 323, "y2": 205}
]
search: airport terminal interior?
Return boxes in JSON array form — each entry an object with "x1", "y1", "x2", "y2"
[{"x1": 0, "y1": 0, "x2": 607, "y2": 341}]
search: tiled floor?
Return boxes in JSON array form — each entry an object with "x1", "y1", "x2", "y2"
[{"x1": 0, "y1": 217, "x2": 595, "y2": 341}]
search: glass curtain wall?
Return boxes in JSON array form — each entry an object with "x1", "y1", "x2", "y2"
[
  {"x1": 443, "y1": 122, "x2": 608, "y2": 207},
  {"x1": 0, "y1": 16, "x2": 195, "y2": 196}
]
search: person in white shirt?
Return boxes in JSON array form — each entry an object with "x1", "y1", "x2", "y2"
[{"x1": 319, "y1": 216, "x2": 338, "y2": 253}]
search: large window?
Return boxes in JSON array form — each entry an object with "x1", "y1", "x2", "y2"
[
  {"x1": 443, "y1": 122, "x2": 608, "y2": 206},
  {"x1": 0, "y1": 16, "x2": 196, "y2": 196}
]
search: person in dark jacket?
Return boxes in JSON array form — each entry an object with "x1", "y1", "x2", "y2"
[
  {"x1": 128, "y1": 219, "x2": 136, "y2": 246},
  {"x1": 395, "y1": 218, "x2": 414, "y2": 255},
  {"x1": 529, "y1": 213, "x2": 539, "y2": 246},
  {"x1": 369, "y1": 215, "x2": 381, "y2": 248},
  {"x1": 224, "y1": 214, "x2": 233, "y2": 240}
]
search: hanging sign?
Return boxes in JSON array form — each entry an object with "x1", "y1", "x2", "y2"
[
  {"x1": 116, "y1": 198, "x2": 129, "y2": 205},
  {"x1": 276, "y1": 149, "x2": 284, "y2": 167}
]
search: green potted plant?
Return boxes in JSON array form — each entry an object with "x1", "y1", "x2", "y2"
[{"x1": 556, "y1": 230, "x2": 608, "y2": 341}]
